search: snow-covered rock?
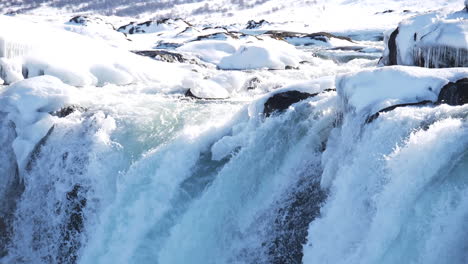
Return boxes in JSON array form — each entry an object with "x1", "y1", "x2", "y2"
[
  {"x1": 0, "y1": 76, "x2": 78, "y2": 169},
  {"x1": 218, "y1": 38, "x2": 305, "y2": 70},
  {"x1": 337, "y1": 66, "x2": 468, "y2": 115},
  {"x1": 67, "y1": 15, "x2": 115, "y2": 30},
  {"x1": 381, "y1": 10, "x2": 468, "y2": 67},
  {"x1": 263, "y1": 31, "x2": 354, "y2": 47},
  {"x1": 117, "y1": 18, "x2": 191, "y2": 34}
]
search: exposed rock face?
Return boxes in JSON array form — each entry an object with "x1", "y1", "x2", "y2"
[
  {"x1": 0, "y1": 117, "x2": 23, "y2": 258},
  {"x1": 68, "y1": 15, "x2": 115, "y2": 29},
  {"x1": 51, "y1": 105, "x2": 87, "y2": 118},
  {"x1": 262, "y1": 30, "x2": 353, "y2": 46},
  {"x1": 246, "y1": 19, "x2": 270, "y2": 29},
  {"x1": 185, "y1": 89, "x2": 228, "y2": 100},
  {"x1": 132, "y1": 50, "x2": 185, "y2": 63},
  {"x1": 245, "y1": 77, "x2": 261, "y2": 90},
  {"x1": 437, "y1": 78, "x2": 468, "y2": 106},
  {"x1": 386, "y1": 27, "x2": 399, "y2": 66},
  {"x1": 266, "y1": 176, "x2": 326, "y2": 264},
  {"x1": 58, "y1": 184, "x2": 87, "y2": 264},
  {"x1": 117, "y1": 18, "x2": 191, "y2": 34},
  {"x1": 263, "y1": 90, "x2": 316, "y2": 117}
]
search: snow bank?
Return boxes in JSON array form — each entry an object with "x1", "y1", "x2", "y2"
[
  {"x1": 218, "y1": 39, "x2": 304, "y2": 70},
  {"x1": 177, "y1": 40, "x2": 239, "y2": 65},
  {"x1": 0, "y1": 76, "x2": 79, "y2": 169},
  {"x1": 179, "y1": 37, "x2": 306, "y2": 70},
  {"x1": 337, "y1": 66, "x2": 468, "y2": 114},
  {"x1": 0, "y1": 15, "x2": 193, "y2": 88}
]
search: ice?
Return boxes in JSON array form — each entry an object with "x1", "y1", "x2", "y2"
[
  {"x1": 337, "y1": 66, "x2": 468, "y2": 114},
  {"x1": 381, "y1": 9, "x2": 468, "y2": 67},
  {"x1": 0, "y1": 75, "x2": 79, "y2": 169}
]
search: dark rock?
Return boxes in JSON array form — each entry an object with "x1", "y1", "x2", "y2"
[
  {"x1": 69, "y1": 15, "x2": 89, "y2": 25},
  {"x1": 0, "y1": 117, "x2": 23, "y2": 258},
  {"x1": 376, "y1": 9, "x2": 394, "y2": 14},
  {"x1": 155, "y1": 41, "x2": 183, "y2": 49},
  {"x1": 117, "y1": 18, "x2": 191, "y2": 34},
  {"x1": 285, "y1": 65, "x2": 299, "y2": 70},
  {"x1": 267, "y1": 177, "x2": 326, "y2": 264},
  {"x1": 26, "y1": 125, "x2": 55, "y2": 172},
  {"x1": 132, "y1": 50, "x2": 186, "y2": 63},
  {"x1": 68, "y1": 15, "x2": 115, "y2": 30},
  {"x1": 192, "y1": 31, "x2": 242, "y2": 42},
  {"x1": 51, "y1": 105, "x2": 87, "y2": 118},
  {"x1": 58, "y1": 184, "x2": 87, "y2": 264},
  {"x1": 246, "y1": 19, "x2": 270, "y2": 29},
  {"x1": 202, "y1": 26, "x2": 229, "y2": 32},
  {"x1": 184, "y1": 89, "x2": 228, "y2": 100},
  {"x1": 437, "y1": 78, "x2": 468, "y2": 106},
  {"x1": 264, "y1": 90, "x2": 316, "y2": 117},
  {"x1": 366, "y1": 100, "x2": 433, "y2": 124},
  {"x1": 245, "y1": 77, "x2": 261, "y2": 90},
  {"x1": 387, "y1": 27, "x2": 399, "y2": 66},
  {"x1": 263, "y1": 30, "x2": 353, "y2": 46}
]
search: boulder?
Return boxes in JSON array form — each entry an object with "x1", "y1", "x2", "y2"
[
  {"x1": 263, "y1": 90, "x2": 316, "y2": 117},
  {"x1": 380, "y1": 11, "x2": 468, "y2": 68},
  {"x1": 437, "y1": 78, "x2": 468, "y2": 105},
  {"x1": 365, "y1": 78, "x2": 468, "y2": 123}
]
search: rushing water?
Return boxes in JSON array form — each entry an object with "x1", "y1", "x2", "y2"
[{"x1": 1, "y1": 41, "x2": 467, "y2": 264}]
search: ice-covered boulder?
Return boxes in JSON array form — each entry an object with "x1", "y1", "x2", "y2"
[
  {"x1": 0, "y1": 76, "x2": 79, "y2": 169},
  {"x1": 117, "y1": 18, "x2": 191, "y2": 34},
  {"x1": 381, "y1": 10, "x2": 468, "y2": 68},
  {"x1": 337, "y1": 66, "x2": 468, "y2": 120}
]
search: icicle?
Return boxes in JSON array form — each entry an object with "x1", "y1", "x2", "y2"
[
  {"x1": 0, "y1": 37, "x2": 31, "y2": 59},
  {"x1": 413, "y1": 45, "x2": 468, "y2": 68}
]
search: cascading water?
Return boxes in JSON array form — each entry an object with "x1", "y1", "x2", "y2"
[
  {"x1": 303, "y1": 103, "x2": 468, "y2": 264},
  {"x1": 0, "y1": 18, "x2": 467, "y2": 264}
]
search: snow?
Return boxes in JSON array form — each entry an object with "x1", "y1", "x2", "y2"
[
  {"x1": 0, "y1": 1, "x2": 467, "y2": 263},
  {"x1": 382, "y1": 10, "x2": 468, "y2": 66},
  {"x1": 337, "y1": 66, "x2": 468, "y2": 114},
  {"x1": 0, "y1": 75, "x2": 79, "y2": 169},
  {"x1": 177, "y1": 40, "x2": 239, "y2": 65},
  {"x1": 218, "y1": 38, "x2": 305, "y2": 70}
]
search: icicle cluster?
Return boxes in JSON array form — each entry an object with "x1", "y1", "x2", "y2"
[{"x1": 413, "y1": 45, "x2": 468, "y2": 68}]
